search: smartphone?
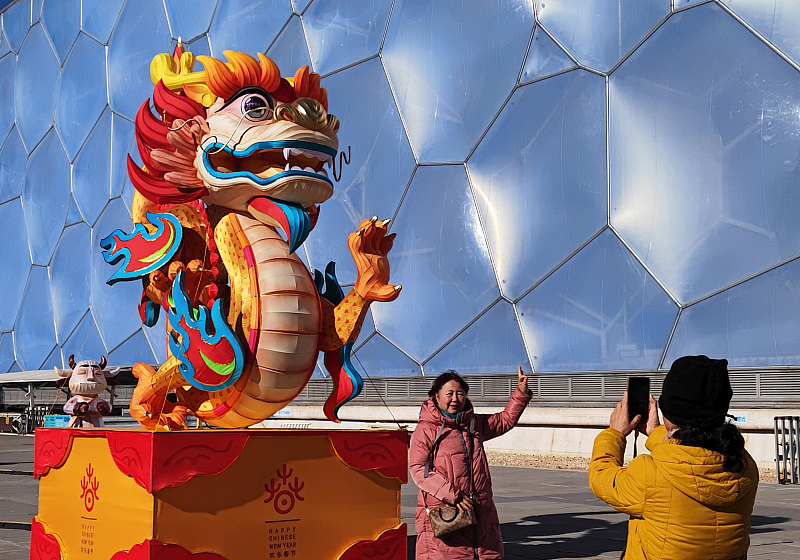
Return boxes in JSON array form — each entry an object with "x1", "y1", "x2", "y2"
[{"x1": 627, "y1": 377, "x2": 650, "y2": 422}]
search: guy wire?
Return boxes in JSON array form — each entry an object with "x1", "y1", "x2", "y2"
[
  {"x1": 201, "y1": 108, "x2": 271, "y2": 155},
  {"x1": 353, "y1": 352, "x2": 404, "y2": 430}
]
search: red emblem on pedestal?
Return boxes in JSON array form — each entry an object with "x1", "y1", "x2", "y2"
[
  {"x1": 80, "y1": 464, "x2": 99, "y2": 512},
  {"x1": 264, "y1": 464, "x2": 304, "y2": 514}
]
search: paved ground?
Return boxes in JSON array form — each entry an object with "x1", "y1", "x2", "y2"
[
  {"x1": 0, "y1": 436, "x2": 35, "y2": 560},
  {"x1": 2, "y1": 434, "x2": 800, "y2": 559},
  {"x1": 403, "y1": 466, "x2": 800, "y2": 559}
]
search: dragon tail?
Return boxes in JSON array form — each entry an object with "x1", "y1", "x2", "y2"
[
  {"x1": 316, "y1": 262, "x2": 364, "y2": 422},
  {"x1": 323, "y1": 343, "x2": 363, "y2": 423}
]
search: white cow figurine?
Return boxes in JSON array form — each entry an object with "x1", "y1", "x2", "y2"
[{"x1": 58, "y1": 355, "x2": 117, "y2": 428}]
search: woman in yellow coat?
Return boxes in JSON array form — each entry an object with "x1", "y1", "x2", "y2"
[{"x1": 589, "y1": 356, "x2": 758, "y2": 560}]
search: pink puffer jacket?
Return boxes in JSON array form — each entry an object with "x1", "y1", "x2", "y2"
[{"x1": 410, "y1": 388, "x2": 532, "y2": 559}]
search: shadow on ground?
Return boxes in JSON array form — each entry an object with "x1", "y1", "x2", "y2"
[
  {"x1": 406, "y1": 512, "x2": 793, "y2": 559},
  {"x1": 405, "y1": 512, "x2": 626, "y2": 559},
  {"x1": 496, "y1": 513, "x2": 791, "y2": 559},
  {"x1": 749, "y1": 514, "x2": 792, "y2": 534},
  {"x1": 501, "y1": 512, "x2": 626, "y2": 558}
]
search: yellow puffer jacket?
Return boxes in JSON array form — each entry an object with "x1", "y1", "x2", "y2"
[{"x1": 589, "y1": 425, "x2": 758, "y2": 560}]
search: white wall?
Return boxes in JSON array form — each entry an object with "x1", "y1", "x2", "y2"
[{"x1": 256, "y1": 405, "x2": 797, "y2": 470}]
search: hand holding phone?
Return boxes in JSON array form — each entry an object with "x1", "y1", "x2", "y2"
[
  {"x1": 627, "y1": 377, "x2": 650, "y2": 422},
  {"x1": 609, "y1": 391, "x2": 639, "y2": 436}
]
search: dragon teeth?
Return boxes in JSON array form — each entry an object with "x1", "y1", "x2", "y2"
[
  {"x1": 277, "y1": 165, "x2": 329, "y2": 178},
  {"x1": 279, "y1": 147, "x2": 334, "y2": 162},
  {"x1": 273, "y1": 148, "x2": 334, "y2": 178}
]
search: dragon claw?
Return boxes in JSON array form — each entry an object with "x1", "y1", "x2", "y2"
[
  {"x1": 130, "y1": 363, "x2": 189, "y2": 430},
  {"x1": 348, "y1": 218, "x2": 399, "y2": 303}
]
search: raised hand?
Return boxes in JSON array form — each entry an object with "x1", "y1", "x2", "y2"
[
  {"x1": 348, "y1": 216, "x2": 401, "y2": 302},
  {"x1": 518, "y1": 366, "x2": 530, "y2": 394},
  {"x1": 642, "y1": 394, "x2": 660, "y2": 436}
]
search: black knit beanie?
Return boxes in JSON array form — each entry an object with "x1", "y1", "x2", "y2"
[{"x1": 658, "y1": 355, "x2": 732, "y2": 429}]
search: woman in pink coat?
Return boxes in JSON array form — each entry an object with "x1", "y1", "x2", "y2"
[{"x1": 410, "y1": 368, "x2": 532, "y2": 559}]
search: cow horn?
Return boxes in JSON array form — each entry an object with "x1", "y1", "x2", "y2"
[
  {"x1": 99, "y1": 356, "x2": 107, "y2": 369},
  {"x1": 68, "y1": 355, "x2": 76, "y2": 369}
]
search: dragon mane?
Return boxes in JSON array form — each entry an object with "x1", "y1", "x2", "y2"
[
  {"x1": 125, "y1": 47, "x2": 326, "y2": 317},
  {"x1": 128, "y1": 47, "x2": 328, "y2": 206}
]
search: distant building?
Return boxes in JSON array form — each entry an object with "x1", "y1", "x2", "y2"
[{"x1": 1, "y1": 0, "x2": 799, "y2": 410}]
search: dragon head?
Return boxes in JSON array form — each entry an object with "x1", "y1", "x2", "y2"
[{"x1": 128, "y1": 43, "x2": 339, "y2": 251}]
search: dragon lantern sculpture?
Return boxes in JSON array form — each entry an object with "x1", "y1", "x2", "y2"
[{"x1": 101, "y1": 44, "x2": 400, "y2": 430}]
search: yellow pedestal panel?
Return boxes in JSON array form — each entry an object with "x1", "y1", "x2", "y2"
[{"x1": 32, "y1": 428, "x2": 408, "y2": 560}]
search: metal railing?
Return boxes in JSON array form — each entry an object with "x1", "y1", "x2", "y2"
[
  {"x1": 775, "y1": 416, "x2": 800, "y2": 484},
  {"x1": 2, "y1": 368, "x2": 799, "y2": 410},
  {"x1": 287, "y1": 369, "x2": 800, "y2": 408}
]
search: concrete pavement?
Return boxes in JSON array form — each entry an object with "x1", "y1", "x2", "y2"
[
  {"x1": 402, "y1": 465, "x2": 800, "y2": 559},
  {"x1": 2, "y1": 434, "x2": 800, "y2": 559},
  {"x1": 0, "y1": 436, "x2": 34, "y2": 560}
]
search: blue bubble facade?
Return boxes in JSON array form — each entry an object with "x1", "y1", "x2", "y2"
[{"x1": 2, "y1": 0, "x2": 800, "y2": 379}]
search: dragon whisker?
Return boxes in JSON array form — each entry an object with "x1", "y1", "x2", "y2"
[{"x1": 332, "y1": 145, "x2": 351, "y2": 182}]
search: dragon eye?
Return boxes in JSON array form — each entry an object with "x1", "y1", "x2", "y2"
[{"x1": 242, "y1": 94, "x2": 272, "y2": 121}]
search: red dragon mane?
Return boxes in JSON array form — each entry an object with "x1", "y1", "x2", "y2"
[{"x1": 127, "y1": 81, "x2": 208, "y2": 205}]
